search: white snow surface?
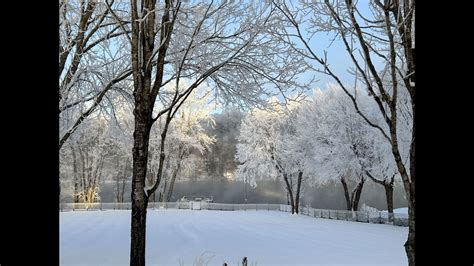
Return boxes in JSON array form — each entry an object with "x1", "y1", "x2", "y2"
[{"x1": 60, "y1": 210, "x2": 408, "y2": 265}]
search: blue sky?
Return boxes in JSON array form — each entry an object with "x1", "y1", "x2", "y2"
[
  {"x1": 206, "y1": 0, "x2": 384, "y2": 113},
  {"x1": 295, "y1": 0, "x2": 382, "y2": 91}
]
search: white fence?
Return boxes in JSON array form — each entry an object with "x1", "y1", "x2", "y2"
[
  {"x1": 59, "y1": 202, "x2": 408, "y2": 226},
  {"x1": 280, "y1": 206, "x2": 409, "y2": 226}
]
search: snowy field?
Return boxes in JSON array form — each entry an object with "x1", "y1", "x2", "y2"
[{"x1": 60, "y1": 210, "x2": 408, "y2": 266}]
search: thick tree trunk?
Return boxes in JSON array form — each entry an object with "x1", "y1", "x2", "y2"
[
  {"x1": 406, "y1": 107, "x2": 415, "y2": 266},
  {"x1": 130, "y1": 195, "x2": 148, "y2": 266},
  {"x1": 130, "y1": 114, "x2": 152, "y2": 266},
  {"x1": 390, "y1": 126, "x2": 415, "y2": 266},
  {"x1": 294, "y1": 171, "x2": 303, "y2": 214},
  {"x1": 340, "y1": 177, "x2": 351, "y2": 211},
  {"x1": 128, "y1": 0, "x2": 175, "y2": 264},
  {"x1": 384, "y1": 183, "x2": 394, "y2": 222},
  {"x1": 405, "y1": 183, "x2": 415, "y2": 266}
]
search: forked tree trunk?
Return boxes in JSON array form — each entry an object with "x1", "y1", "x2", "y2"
[
  {"x1": 341, "y1": 176, "x2": 365, "y2": 211},
  {"x1": 282, "y1": 172, "x2": 295, "y2": 214},
  {"x1": 340, "y1": 177, "x2": 351, "y2": 211},
  {"x1": 350, "y1": 178, "x2": 365, "y2": 211},
  {"x1": 294, "y1": 171, "x2": 303, "y2": 214},
  {"x1": 366, "y1": 172, "x2": 395, "y2": 221}
]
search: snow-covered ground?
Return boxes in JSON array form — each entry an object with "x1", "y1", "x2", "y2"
[
  {"x1": 382, "y1": 207, "x2": 409, "y2": 214},
  {"x1": 60, "y1": 210, "x2": 408, "y2": 265}
]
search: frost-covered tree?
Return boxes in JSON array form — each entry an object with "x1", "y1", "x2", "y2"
[
  {"x1": 296, "y1": 87, "x2": 371, "y2": 211},
  {"x1": 147, "y1": 85, "x2": 215, "y2": 202},
  {"x1": 236, "y1": 99, "x2": 306, "y2": 214},
  {"x1": 273, "y1": 1, "x2": 415, "y2": 263},
  {"x1": 60, "y1": 94, "x2": 134, "y2": 206},
  {"x1": 126, "y1": 1, "x2": 308, "y2": 264},
  {"x1": 362, "y1": 126, "x2": 399, "y2": 221},
  {"x1": 61, "y1": 117, "x2": 109, "y2": 207},
  {"x1": 59, "y1": 0, "x2": 133, "y2": 150},
  {"x1": 296, "y1": 85, "x2": 406, "y2": 216}
]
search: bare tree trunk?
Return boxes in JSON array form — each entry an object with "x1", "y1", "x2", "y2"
[
  {"x1": 166, "y1": 147, "x2": 185, "y2": 202},
  {"x1": 294, "y1": 171, "x2": 303, "y2": 214},
  {"x1": 272, "y1": 153, "x2": 295, "y2": 214},
  {"x1": 130, "y1": 116, "x2": 152, "y2": 266},
  {"x1": 158, "y1": 176, "x2": 167, "y2": 202},
  {"x1": 165, "y1": 165, "x2": 180, "y2": 202},
  {"x1": 147, "y1": 170, "x2": 156, "y2": 202},
  {"x1": 340, "y1": 176, "x2": 351, "y2": 211},
  {"x1": 384, "y1": 183, "x2": 394, "y2": 222},
  {"x1": 78, "y1": 147, "x2": 86, "y2": 197},
  {"x1": 406, "y1": 116, "x2": 415, "y2": 266},
  {"x1": 121, "y1": 158, "x2": 129, "y2": 203},
  {"x1": 282, "y1": 172, "x2": 295, "y2": 214},
  {"x1": 71, "y1": 146, "x2": 80, "y2": 203},
  {"x1": 350, "y1": 177, "x2": 365, "y2": 211},
  {"x1": 115, "y1": 157, "x2": 120, "y2": 204},
  {"x1": 405, "y1": 183, "x2": 415, "y2": 266},
  {"x1": 366, "y1": 171, "x2": 395, "y2": 221}
]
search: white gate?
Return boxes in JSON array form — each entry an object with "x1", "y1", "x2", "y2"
[{"x1": 191, "y1": 201, "x2": 201, "y2": 210}]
